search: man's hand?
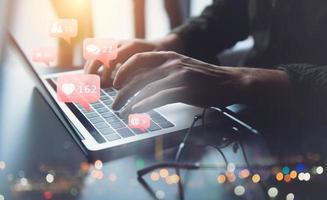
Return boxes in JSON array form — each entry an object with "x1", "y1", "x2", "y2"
[
  {"x1": 84, "y1": 34, "x2": 184, "y2": 87},
  {"x1": 112, "y1": 51, "x2": 291, "y2": 116}
]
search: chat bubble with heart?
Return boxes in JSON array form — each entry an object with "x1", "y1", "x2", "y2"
[
  {"x1": 57, "y1": 74, "x2": 100, "y2": 111},
  {"x1": 32, "y1": 47, "x2": 56, "y2": 67},
  {"x1": 128, "y1": 113, "x2": 151, "y2": 132},
  {"x1": 83, "y1": 38, "x2": 118, "y2": 68},
  {"x1": 49, "y1": 18, "x2": 78, "y2": 44}
]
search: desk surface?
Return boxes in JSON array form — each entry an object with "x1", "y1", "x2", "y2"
[{"x1": 1, "y1": 44, "x2": 327, "y2": 200}]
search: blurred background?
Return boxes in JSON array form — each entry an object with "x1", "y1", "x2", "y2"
[{"x1": 9, "y1": 0, "x2": 252, "y2": 68}]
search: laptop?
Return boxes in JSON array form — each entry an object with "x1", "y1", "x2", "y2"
[{"x1": 8, "y1": 0, "x2": 204, "y2": 155}]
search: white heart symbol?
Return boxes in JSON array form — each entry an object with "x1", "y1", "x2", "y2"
[{"x1": 62, "y1": 83, "x2": 75, "y2": 95}]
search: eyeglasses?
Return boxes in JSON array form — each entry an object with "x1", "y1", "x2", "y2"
[{"x1": 137, "y1": 106, "x2": 266, "y2": 200}]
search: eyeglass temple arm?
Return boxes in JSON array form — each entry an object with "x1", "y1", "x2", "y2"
[{"x1": 210, "y1": 106, "x2": 259, "y2": 135}]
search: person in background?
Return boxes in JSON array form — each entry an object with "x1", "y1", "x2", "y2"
[
  {"x1": 133, "y1": 0, "x2": 184, "y2": 38},
  {"x1": 85, "y1": 0, "x2": 327, "y2": 129}
]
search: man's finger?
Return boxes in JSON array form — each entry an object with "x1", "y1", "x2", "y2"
[
  {"x1": 112, "y1": 67, "x2": 165, "y2": 110},
  {"x1": 113, "y1": 51, "x2": 171, "y2": 89},
  {"x1": 121, "y1": 87, "x2": 186, "y2": 116},
  {"x1": 100, "y1": 65, "x2": 114, "y2": 87},
  {"x1": 84, "y1": 59, "x2": 103, "y2": 74}
]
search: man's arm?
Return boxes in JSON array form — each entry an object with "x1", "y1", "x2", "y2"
[
  {"x1": 172, "y1": 0, "x2": 250, "y2": 63},
  {"x1": 278, "y1": 64, "x2": 327, "y2": 123},
  {"x1": 84, "y1": 0, "x2": 250, "y2": 86}
]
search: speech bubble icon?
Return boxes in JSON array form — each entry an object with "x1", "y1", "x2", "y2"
[
  {"x1": 83, "y1": 38, "x2": 118, "y2": 68},
  {"x1": 128, "y1": 113, "x2": 151, "y2": 132},
  {"x1": 32, "y1": 47, "x2": 56, "y2": 66},
  {"x1": 49, "y1": 18, "x2": 78, "y2": 44},
  {"x1": 57, "y1": 74, "x2": 100, "y2": 111}
]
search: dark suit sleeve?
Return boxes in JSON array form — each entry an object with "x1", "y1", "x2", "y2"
[
  {"x1": 171, "y1": 0, "x2": 250, "y2": 63},
  {"x1": 278, "y1": 64, "x2": 327, "y2": 123}
]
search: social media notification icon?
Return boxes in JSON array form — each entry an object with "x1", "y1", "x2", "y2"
[
  {"x1": 32, "y1": 47, "x2": 56, "y2": 66},
  {"x1": 83, "y1": 38, "x2": 118, "y2": 68},
  {"x1": 57, "y1": 74, "x2": 100, "y2": 111},
  {"x1": 49, "y1": 18, "x2": 78, "y2": 44},
  {"x1": 128, "y1": 113, "x2": 151, "y2": 132}
]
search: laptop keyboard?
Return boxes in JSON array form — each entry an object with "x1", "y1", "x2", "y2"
[{"x1": 73, "y1": 88, "x2": 175, "y2": 144}]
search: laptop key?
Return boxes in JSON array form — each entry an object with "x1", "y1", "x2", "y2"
[
  {"x1": 111, "y1": 122, "x2": 126, "y2": 129},
  {"x1": 100, "y1": 96, "x2": 110, "y2": 100},
  {"x1": 103, "y1": 99, "x2": 113, "y2": 106},
  {"x1": 148, "y1": 110, "x2": 161, "y2": 118},
  {"x1": 117, "y1": 128, "x2": 134, "y2": 138},
  {"x1": 151, "y1": 115, "x2": 169, "y2": 123},
  {"x1": 94, "y1": 122, "x2": 108, "y2": 129},
  {"x1": 157, "y1": 121, "x2": 174, "y2": 128},
  {"x1": 101, "y1": 112, "x2": 115, "y2": 118},
  {"x1": 90, "y1": 130, "x2": 106, "y2": 143},
  {"x1": 100, "y1": 90, "x2": 107, "y2": 96},
  {"x1": 92, "y1": 103, "x2": 104, "y2": 109},
  {"x1": 103, "y1": 88, "x2": 114, "y2": 93},
  {"x1": 105, "y1": 133, "x2": 121, "y2": 141},
  {"x1": 97, "y1": 107, "x2": 109, "y2": 113},
  {"x1": 105, "y1": 116, "x2": 120, "y2": 123},
  {"x1": 107, "y1": 91, "x2": 117, "y2": 97},
  {"x1": 90, "y1": 117, "x2": 104, "y2": 124},
  {"x1": 85, "y1": 112, "x2": 99, "y2": 118},
  {"x1": 117, "y1": 115, "x2": 128, "y2": 124},
  {"x1": 148, "y1": 122, "x2": 161, "y2": 131},
  {"x1": 99, "y1": 127, "x2": 115, "y2": 135},
  {"x1": 132, "y1": 128, "x2": 148, "y2": 134}
]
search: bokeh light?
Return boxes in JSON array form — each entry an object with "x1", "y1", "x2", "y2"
[
  {"x1": 252, "y1": 174, "x2": 260, "y2": 183},
  {"x1": 226, "y1": 172, "x2": 236, "y2": 182},
  {"x1": 80, "y1": 162, "x2": 90, "y2": 172},
  {"x1": 234, "y1": 185, "x2": 245, "y2": 196},
  {"x1": 303, "y1": 173, "x2": 311, "y2": 181},
  {"x1": 150, "y1": 172, "x2": 160, "y2": 181},
  {"x1": 94, "y1": 160, "x2": 103, "y2": 170},
  {"x1": 46, "y1": 174, "x2": 55, "y2": 183},
  {"x1": 159, "y1": 169, "x2": 169, "y2": 178},
  {"x1": 43, "y1": 191, "x2": 52, "y2": 200},
  {"x1": 284, "y1": 174, "x2": 291, "y2": 183},
  {"x1": 165, "y1": 176, "x2": 174, "y2": 184},
  {"x1": 227, "y1": 163, "x2": 236, "y2": 172},
  {"x1": 217, "y1": 174, "x2": 226, "y2": 184},
  {"x1": 239, "y1": 169, "x2": 250, "y2": 179},
  {"x1": 0, "y1": 161, "x2": 6, "y2": 170},
  {"x1": 290, "y1": 170, "x2": 297, "y2": 179},
  {"x1": 170, "y1": 174, "x2": 180, "y2": 184},
  {"x1": 91, "y1": 170, "x2": 104, "y2": 180},
  {"x1": 267, "y1": 187, "x2": 278, "y2": 198},
  {"x1": 286, "y1": 193, "x2": 295, "y2": 200},
  {"x1": 20, "y1": 178, "x2": 28, "y2": 186},
  {"x1": 155, "y1": 190, "x2": 165, "y2": 199},
  {"x1": 296, "y1": 164, "x2": 305, "y2": 172},
  {"x1": 0, "y1": 194, "x2": 4, "y2": 200},
  {"x1": 136, "y1": 159, "x2": 145, "y2": 169},
  {"x1": 298, "y1": 172, "x2": 305, "y2": 181},
  {"x1": 316, "y1": 166, "x2": 324, "y2": 175},
  {"x1": 276, "y1": 172, "x2": 283, "y2": 181},
  {"x1": 282, "y1": 166, "x2": 290, "y2": 175}
]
